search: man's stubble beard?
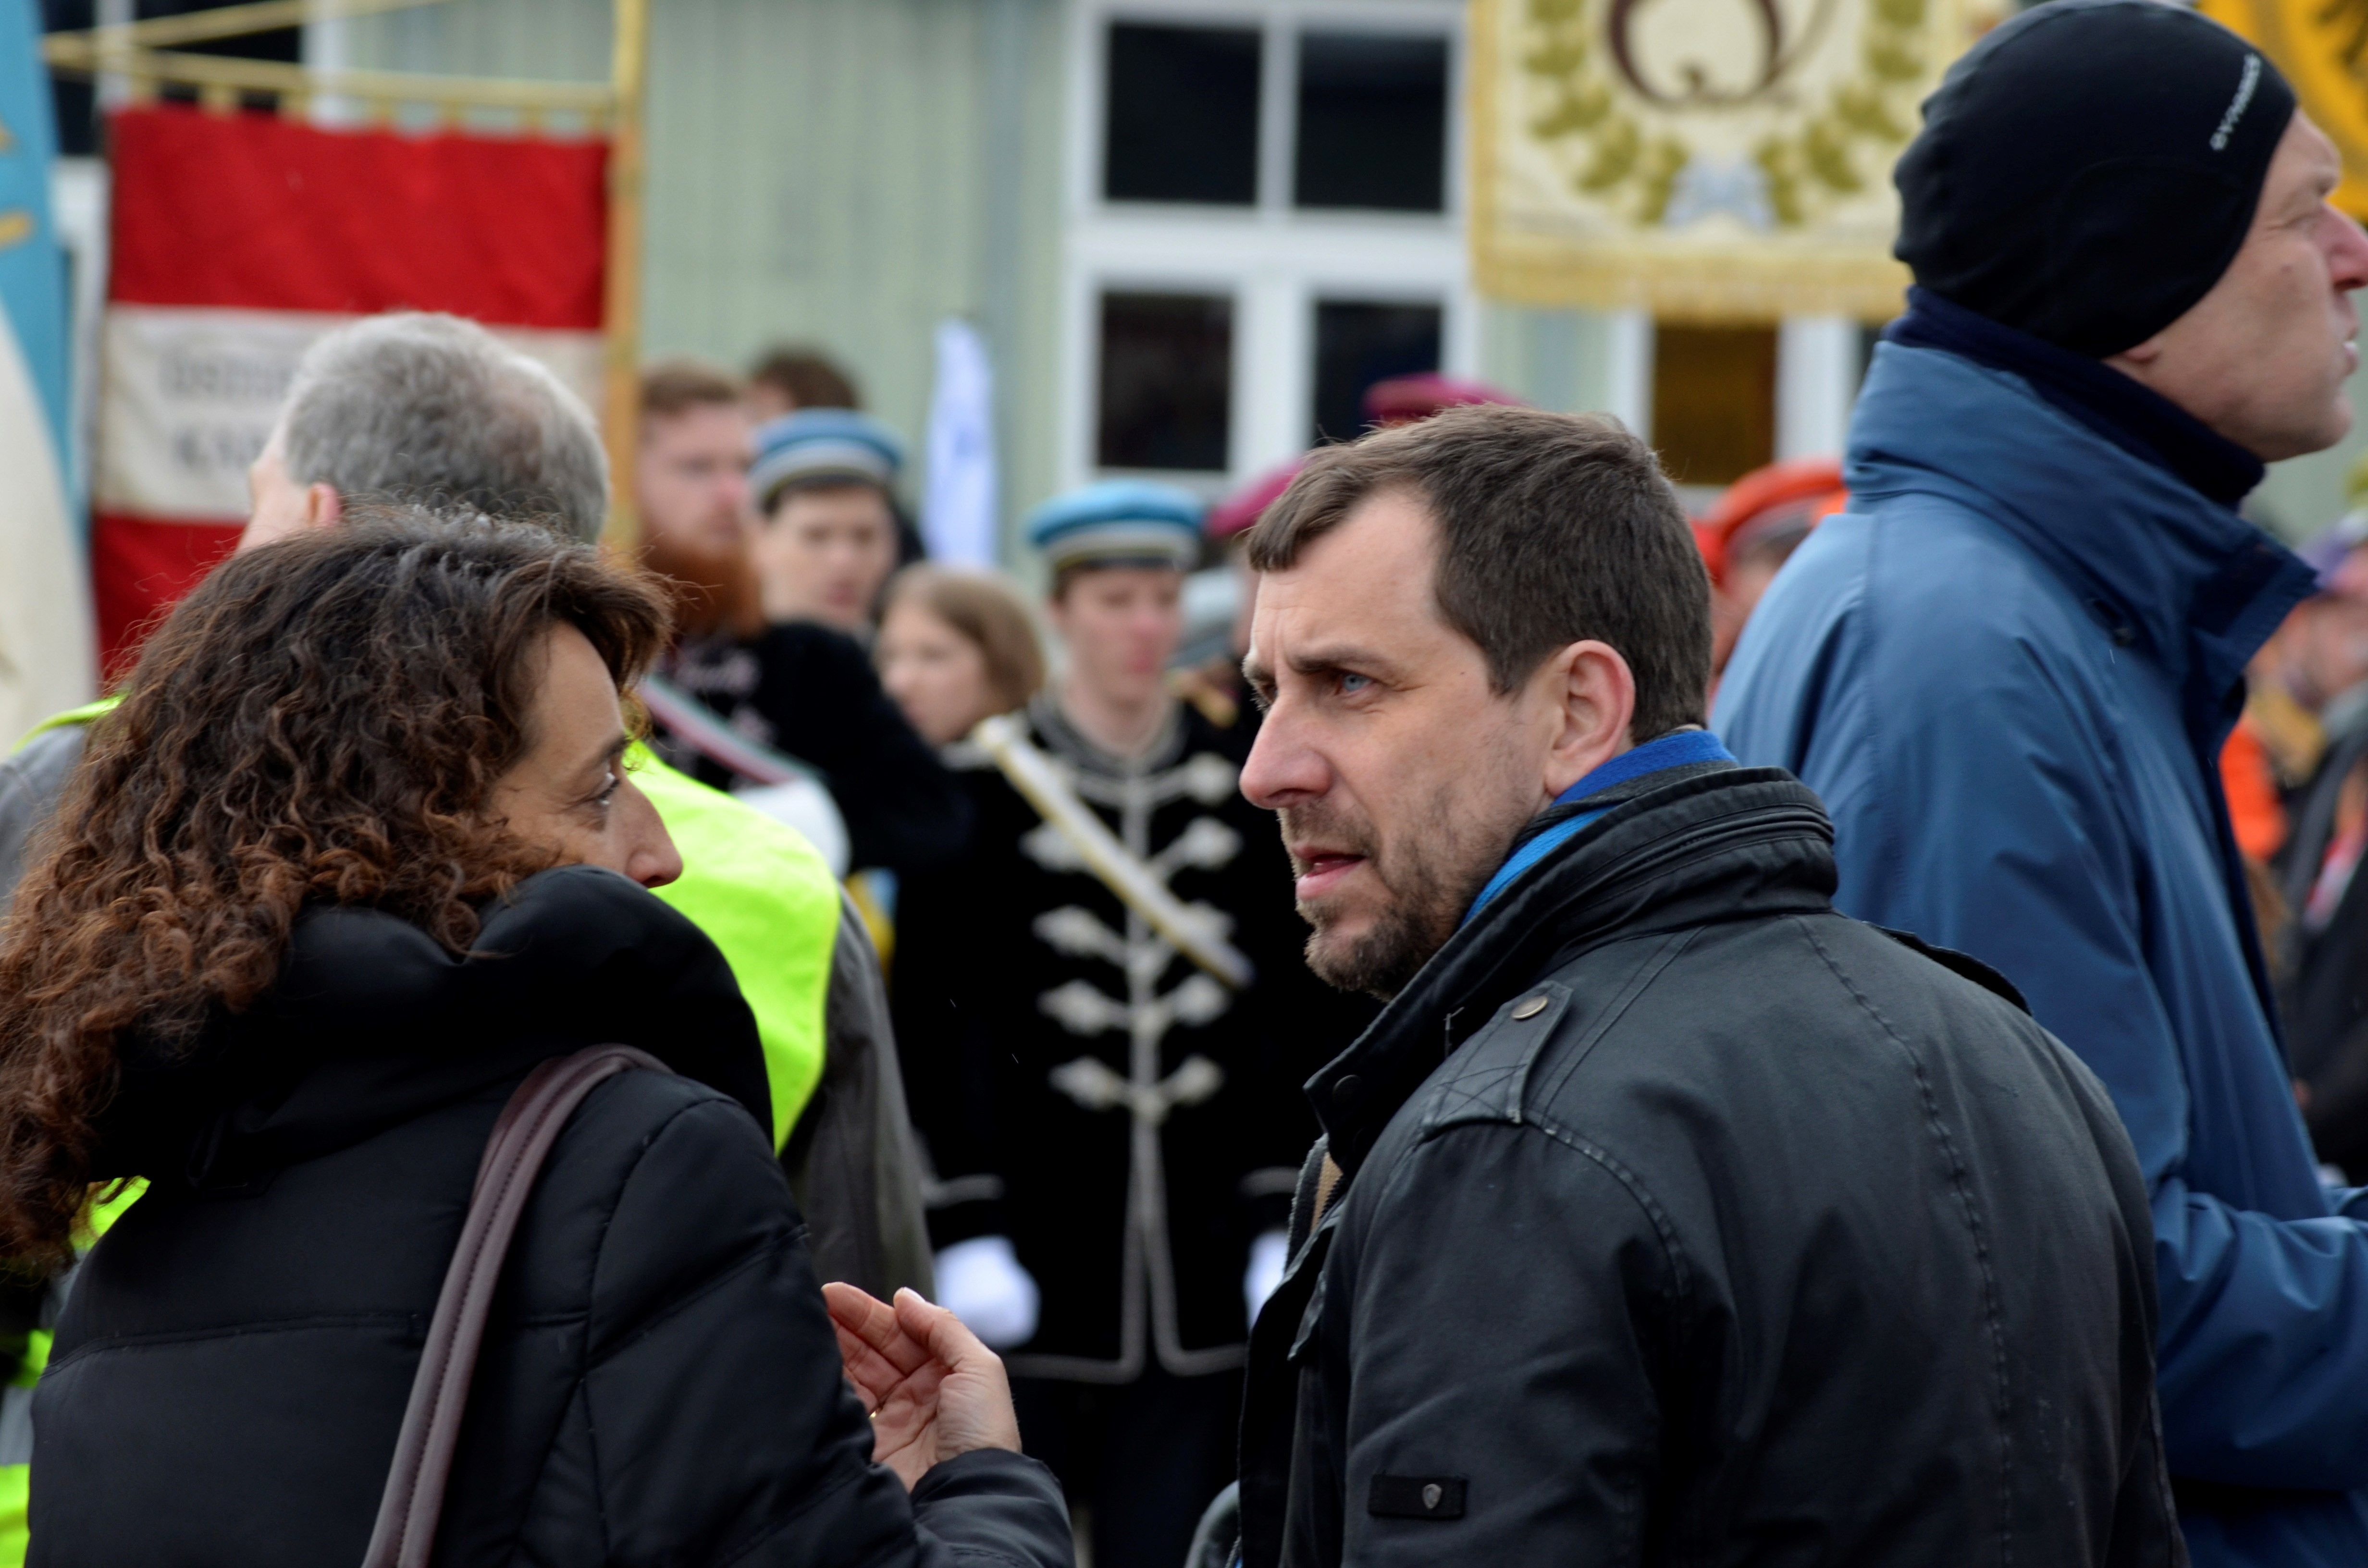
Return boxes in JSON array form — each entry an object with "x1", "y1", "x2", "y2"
[{"x1": 1283, "y1": 779, "x2": 1511, "y2": 1002}]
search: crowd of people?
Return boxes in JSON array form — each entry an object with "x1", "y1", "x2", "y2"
[
  {"x1": 5, "y1": 1, "x2": 2368, "y2": 1565},
  {"x1": 636, "y1": 348, "x2": 1392, "y2": 1563}
]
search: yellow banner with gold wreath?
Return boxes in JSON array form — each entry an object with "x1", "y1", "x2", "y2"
[
  {"x1": 2198, "y1": 0, "x2": 2368, "y2": 220},
  {"x1": 1468, "y1": 0, "x2": 1974, "y2": 321}
]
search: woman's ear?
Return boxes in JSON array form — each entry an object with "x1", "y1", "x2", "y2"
[{"x1": 1541, "y1": 638, "x2": 1638, "y2": 797}]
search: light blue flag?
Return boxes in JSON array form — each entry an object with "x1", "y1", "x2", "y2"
[
  {"x1": 0, "y1": 0, "x2": 65, "y2": 481},
  {"x1": 0, "y1": 0, "x2": 90, "y2": 741}
]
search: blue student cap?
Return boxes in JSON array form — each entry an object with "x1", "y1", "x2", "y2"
[
  {"x1": 750, "y1": 409, "x2": 905, "y2": 508},
  {"x1": 1026, "y1": 480, "x2": 1204, "y2": 574}
]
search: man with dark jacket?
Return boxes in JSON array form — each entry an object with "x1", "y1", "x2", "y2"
[
  {"x1": 1229, "y1": 404, "x2": 2179, "y2": 1567},
  {"x1": 1714, "y1": 7, "x2": 2368, "y2": 1563}
]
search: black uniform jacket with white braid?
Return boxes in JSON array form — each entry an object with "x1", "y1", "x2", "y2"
[{"x1": 892, "y1": 694, "x2": 1372, "y2": 1383}]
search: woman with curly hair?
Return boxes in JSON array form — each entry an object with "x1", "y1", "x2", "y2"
[{"x1": 0, "y1": 512, "x2": 1068, "y2": 1568}]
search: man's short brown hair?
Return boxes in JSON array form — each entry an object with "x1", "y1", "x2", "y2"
[
  {"x1": 640, "y1": 360, "x2": 742, "y2": 421},
  {"x1": 748, "y1": 347, "x2": 861, "y2": 411},
  {"x1": 1247, "y1": 405, "x2": 1711, "y2": 739}
]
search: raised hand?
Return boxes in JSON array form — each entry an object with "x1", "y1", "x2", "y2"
[{"x1": 824, "y1": 1283, "x2": 1024, "y2": 1490}]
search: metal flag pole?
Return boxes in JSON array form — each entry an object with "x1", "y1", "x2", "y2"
[
  {"x1": 597, "y1": 0, "x2": 647, "y2": 555},
  {"x1": 44, "y1": 0, "x2": 645, "y2": 535},
  {"x1": 44, "y1": 0, "x2": 616, "y2": 127}
]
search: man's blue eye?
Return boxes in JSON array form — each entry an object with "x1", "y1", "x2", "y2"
[{"x1": 1340, "y1": 672, "x2": 1373, "y2": 695}]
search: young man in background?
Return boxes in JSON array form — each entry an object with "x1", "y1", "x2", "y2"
[
  {"x1": 651, "y1": 401, "x2": 970, "y2": 878},
  {"x1": 893, "y1": 480, "x2": 1362, "y2": 1568}
]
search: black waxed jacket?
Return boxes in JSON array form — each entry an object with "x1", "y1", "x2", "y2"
[
  {"x1": 1237, "y1": 764, "x2": 2182, "y2": 1568},
  {"x1": 30, "y1": 866, "x2": 1070, "y2": 1568}
]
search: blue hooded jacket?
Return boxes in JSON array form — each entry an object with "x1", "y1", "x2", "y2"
[{"x1": 1716, "y1": 336, "x2": 2368, "y2": 1566}]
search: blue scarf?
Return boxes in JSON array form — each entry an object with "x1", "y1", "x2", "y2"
[{"x1": 1462, "y1": 729, "x2": 1736, "y2": 924}]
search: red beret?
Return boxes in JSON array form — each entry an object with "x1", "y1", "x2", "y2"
[
  {"x1": 1695, "y1": 457, "x2": 1848, "y2": 586},
  {"x1": 1362, "y1": 373, "x2": 1526, "y2": 426},
  {"x1": 1207, "y1": 460, "x2": 1307, "y2": 542}
]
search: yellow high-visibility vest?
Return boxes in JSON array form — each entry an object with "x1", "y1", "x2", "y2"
[{"x1": 629, "y1": 740, "x2": 837, "y2": 1144}]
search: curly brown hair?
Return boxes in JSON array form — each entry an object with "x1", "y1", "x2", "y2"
[{"x1": 0, "y1": 510, "x2": 670, "y2": 1268}]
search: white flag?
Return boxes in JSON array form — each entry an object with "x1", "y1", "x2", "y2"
[
  {"x1": 0, "y1": 306, "x2": 92, "y2": 744},
  {"x1": 922, "y1": 318, "x2": 998, "y2": 568}
]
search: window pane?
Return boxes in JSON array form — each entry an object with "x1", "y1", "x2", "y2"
[
  {"x1": 1104, "y1": 24, "x2": 1261, "y2": 206},
  {"x1": 1098, "y1": 291, "x2": 1234, "y2": 472},
  {"x1": 1652, "y1": 324, "x2": 1778, "y2": 486},
  {"x1": 1295, "y1": 32, "x2": 1448, "y2": 213},
  {"x1": 48, "y1": 0, "x2": 303, "y2": 148},
  {"x1": 1311, "y1": 300, "x2": 1441, "y2": 445}
]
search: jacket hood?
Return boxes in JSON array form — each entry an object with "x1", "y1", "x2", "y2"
[
  {"x1": 1848, "y1": 341, "x2": 2313, "y2": 726},
  {"x1": 93, "y1": 864, "x2": 770, "y2": 1187},
  {"x1": 1307, "y1": 765, "x2": 1833, "y2": 1177}
]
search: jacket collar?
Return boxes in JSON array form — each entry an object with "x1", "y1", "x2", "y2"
[
  {"x1": 1027, "y1": 688, "x2": 1187, "y2": 776},
  {"x1": 1305, "y1": 765, "x2": 1833, "y2": 1178},
  {"x1": 1849, "y1": 338, "x2": 2314, "y2": 728},
  {"x1": 1886, "y1": 288, "x2": 2266, "y2": 507},
  {"x1": 1464, "y1": 729, "x2": 1738, "y2": 924},
  {"x1": 93, "y1": 864, "x2": 770, "y2": 1187}
]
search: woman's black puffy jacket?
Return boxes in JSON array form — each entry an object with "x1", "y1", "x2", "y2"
[{"x1": 29, "y1": 865, "x2": 1070, "y2": 1568}]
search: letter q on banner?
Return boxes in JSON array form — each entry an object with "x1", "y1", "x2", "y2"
[
  {"x1": 1468, "y1": 0, "x2": 1978, "y2": 321},
  {"x1": 92, "y1": 105, "x2": 609, "y2": 674}
]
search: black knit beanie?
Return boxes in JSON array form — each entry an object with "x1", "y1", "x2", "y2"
[{"x1": 1894, "y1": 0, "x2": 2295, "y2": 358}]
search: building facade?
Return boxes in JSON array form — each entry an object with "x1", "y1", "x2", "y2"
[{"x1": 51, "y1": 0, "x2": 2368, "y2": 547}]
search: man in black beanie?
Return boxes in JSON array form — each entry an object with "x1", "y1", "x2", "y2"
[{"x1": 1719, "y1": 4, "x2": 2368, "y2": 1566}]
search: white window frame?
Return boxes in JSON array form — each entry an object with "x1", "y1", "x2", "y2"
[{"x1": 1061, "y1": 0, "x2": 1474, "y2": 497}]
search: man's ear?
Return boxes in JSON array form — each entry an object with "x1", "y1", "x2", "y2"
[
  {"x1": 2109, "y1": 334, "x2": 2166, "y2": 373},
  {"x1": 304, "y1": 484, "x2": 343, "y2": 530},
  {"x1": 1540, "y1": 639, "x2": 1637, "y2": 798}
]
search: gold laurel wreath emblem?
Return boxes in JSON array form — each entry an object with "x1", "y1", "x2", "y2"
[
  {"x1": 1520, "y1": 0, "x2": 1929, "y2": 228},
  {"x1": 1522, "y1": 0, "x2": 1688, "y2": 222}
]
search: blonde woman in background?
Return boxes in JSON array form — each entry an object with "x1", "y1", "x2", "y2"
[
  {"x1": 875, "y1": 562, "x2": 1052, "y2": 1389},
  {"x1": 876, "y1": 566, "x2": 1047, "y2": 748}
]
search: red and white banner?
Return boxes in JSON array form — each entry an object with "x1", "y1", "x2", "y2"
[{"x1": 95, "y1": 105, "x2": 608, "y2": 672}]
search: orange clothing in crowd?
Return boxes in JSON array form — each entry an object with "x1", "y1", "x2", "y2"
[{"x1": 2221, "y1": 713, "x2": 2288, "y2": 863}]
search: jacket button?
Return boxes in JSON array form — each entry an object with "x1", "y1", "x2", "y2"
[
  {"x1": 1512, "y1": 995, "x2": 1548, "y2": 1020},
  {"x1": 1333, "y1": 1074, "x2": 1363, "y2": 1108},
  {"x1": 1422, "y1": 1483, "x2": 1443, "y2": 1510}
]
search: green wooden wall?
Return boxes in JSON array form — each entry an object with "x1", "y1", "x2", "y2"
[
  {"x1": 344, "y1": 0, "x2": 1069, "y2": 552},
  {"x1": 325, "y1": 0, "x2": 2368, "y2": 548}
]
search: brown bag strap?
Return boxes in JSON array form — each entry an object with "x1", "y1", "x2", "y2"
[
  {"x1": 362, "y1": 1045, "x2": 671, "y2": 1568},
  {"x1": 1309, "y1": 1153, "x2": 1345, "y2": 1231}
]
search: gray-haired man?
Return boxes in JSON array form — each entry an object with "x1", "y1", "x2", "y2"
[
  {"x1": 0, "y1": 310, "x2": 929, "y2": 1298},
  {"x1": 241, "y1": 313, "x2": 608, "y2": 548}
]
